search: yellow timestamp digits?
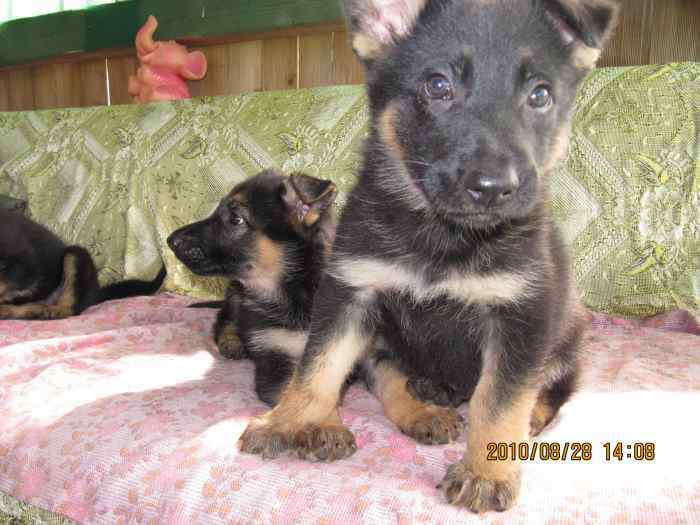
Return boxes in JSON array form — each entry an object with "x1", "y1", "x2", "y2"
[
  {"x1": 603, "y1": 442, "x2": 656, "y2": 461},
  {"x1": 486, "y1": 442, "x2": 593, "y2": 461}
]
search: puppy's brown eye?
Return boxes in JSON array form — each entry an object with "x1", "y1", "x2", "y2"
[
  {"x1": 230, "y1": 214, "x2": 244, "y2": 226},
  {"x1": 528, "y1": 85, "x2": 553, "y2": 110},
  {"x1": 424, "y1": 74, "x2": 453, "y2": 100}
]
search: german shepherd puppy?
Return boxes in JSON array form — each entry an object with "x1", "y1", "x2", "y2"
[
  {"x1": 167, "y1": 169, "x2": 338, "y2": 405},
  {"x1": 239, "y1": 0, "x2": 617, "y2": 512},
  {"x1": 0, "y1": 210, "x2": 166, "y2": 320}
]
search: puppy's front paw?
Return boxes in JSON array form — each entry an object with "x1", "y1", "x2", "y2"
[
  {"x1": 439, "y1": 462, "x2": 521, "y2": 513},
  {"x1": 407, "y1": 376, "x2": 466, "y2": 408},
  {"x1": 238, "y1": 416, "x2": 291, "y2": 459},
  {"x1": 401, "y1": 406, "x2": 463, "y2": 445},
  {"x1": 239, "y1": 417, "x2": 357, "y2": 462},
  {"x1": 215, "y1": 323, "x2": 244, "y2": 359},
  {"x1": 293, "y1": 423, "x2": 357, "y2": 462}
]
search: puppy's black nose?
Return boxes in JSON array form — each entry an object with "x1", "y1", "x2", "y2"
[
  {"x1": 466, "y1": 171, "x2": 519, "y2": 208},
  {"x1": 167, "y1": 235, "x2": 183, "y2": 250}
]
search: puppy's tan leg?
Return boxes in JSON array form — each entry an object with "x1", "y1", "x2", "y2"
[
  {"x1": 369, "y1": 359, "x2": 463, "y2": 445},
  {"x1": 239, "y1": 290, "x2": 372, "y2": 461},
  {"x1": 439, "y1": 347, "x2": 538, "y2": 513},
  {"x1": 213, "y1": 288, "x2": 244, "y2": 359}
]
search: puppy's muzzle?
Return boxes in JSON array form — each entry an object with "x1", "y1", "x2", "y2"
[{"x1": 167, "y1": 235, "x2": 206, "y2": 263}]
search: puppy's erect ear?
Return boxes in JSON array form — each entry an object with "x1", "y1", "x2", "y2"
[
  {"x1": 542, "y1": 0, "x2": 619, "y2": 69},
  {"x1": 342, "y1": 0, "x2": 428, "y2": 62},
  {"x1": 280, "y1": 174, "x2": 337, "y2": 230}
]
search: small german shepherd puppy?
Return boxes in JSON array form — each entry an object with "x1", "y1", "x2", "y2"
[
  {"x1": 0, "y1": 210, "x2": 166, "y2": 320},
  {"x1": 239, "y1": 0, "x2": 617, "y2": 513},
  {"x1": 167, "y1": 169, "x2": 338, "y2": 405}
]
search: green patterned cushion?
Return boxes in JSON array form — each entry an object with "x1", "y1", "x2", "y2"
[
  {"x1": 553, "y1": 63, "x2": 699, "y2": 317},
  {"x1": 0, "y1": 63, "x2": 697, "y2": 317}
]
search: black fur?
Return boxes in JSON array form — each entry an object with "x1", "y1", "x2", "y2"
[
  {"x1": 0, "y1": 210, "x2": 166, "y2": 320},
  {"x1": 238, "y1": 0, "x2": 617, "y2": 513},
  {"x1": 168, "y1": 169, "x2": 338, "y2": 405}
]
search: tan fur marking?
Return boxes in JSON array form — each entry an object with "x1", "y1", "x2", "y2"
[
  {"x1": 229, "y1": 192, "x2": 248, "y2": 205},
  {"x1": 332, "y1": 257, "x2": 533, "y2": 305},
  {"x1": 308, "y1": 313, "x2": 372, "y2": 409},
  {"x1": 246, "y1": 235, "x2": 284, "y2": 296},
  {"x1": 572, "y1": 45, "x2": 601, "y2": 70},
  {"x1": 252, "y1": 374, "x2": 342, "y2": 433},
  {"x1": 543, "y1": 122, "x2": 572, "y2": 173},
  {"x1": 254, "y1": 305, "x2": 372, "y2": 431},
  {"x1": 372, "y1": 360, "x2": 456, "y2": 434},
  {"x1": 352, "y1": 34, "x2": 383, "y2": 60},
  {"x1": 248, "y1": 328, "x2": 308, "y2": 359},
  {"x1": 0, "y1": 279, "x2": 8, "y2": 301},
  {"x1": 463, "y1": 349, "x2": 538, "y2": 480},
  {"x1": 379, "y1": 103, "x2": 403, "y2": 161},
  {"x1": 350, "y1": 0, "x2": 428, "y2": 60},
  {"x1": 55, "y1": 252, "x2": 79, "y2": 314},
  {"x1": 303, "y1": 209, "x2": 321, "y2": 228},
  {"x1": 530, "y1": 392, "x2": 557, "y2": 436}
]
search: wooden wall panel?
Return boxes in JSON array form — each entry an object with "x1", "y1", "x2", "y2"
[
  {"x1": 5, "y1": 69, "x2": 34, "y2": 111},
  {"x1": 648, "y1": 0, "x2": 700, "y2": 65},
  {"x1": 299, "y1": 31, "x2": 363, "y2": 88},
  {"x1": 190, "y1": 41, "x2": 263, "y2": 98},
  {"x1": 261, "y1": 36, "x2": 299, "y2": 91},
  {"x1": 31, "y1": 63, "x2": 80, "y2": 110},
  {"x1": 599, "y1": 0, "x2": 654, "y2": 67},
  {"x1": 0, "y1": 74, "x2": 10, "y2": 112},
  {"x1": 108, "y1": 56, "x2": 138, "y2": 106},
  {"x1": 78, "y1": 59, "x2": 108, "y2": 108},
  {"x1": 299, "y1": 33, "x2": 335, "y2": 88},
  {"x1": 332, "y1": 31, "x2": 365, "y2": 86},
  {"x1": 599, "y1": 0, "x2": 700, "y2": 67}
]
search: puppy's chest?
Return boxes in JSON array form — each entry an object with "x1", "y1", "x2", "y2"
[
  {"x1": 379, "y1": 290, "x2": 485, "y2": 389},
  {"x1": 333, "y1": 256, "x2": 533, "y2": 306}
]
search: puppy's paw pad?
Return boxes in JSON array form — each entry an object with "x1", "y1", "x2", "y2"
[
  {"x1": 238, "y1": 419, "x2": 291, "y2": 459},
  {"x1": 402, "y1": 407, "x2": 463, "y2": 445},
  {"x1": 293, "y1": 424, "x2": 357, "y2": 462},
  {"x1": 439, "y1": 463, "x2": 520, "y2": 513}
]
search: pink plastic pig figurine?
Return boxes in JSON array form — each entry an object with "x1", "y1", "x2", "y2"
[{"x1": 127, "y1": 15, "x2": 208, "y2": 103}]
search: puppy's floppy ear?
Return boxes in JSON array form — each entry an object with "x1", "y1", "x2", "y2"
[
  {"x1": 280, "y1": 174, "x2": 337, "y2": 230},
  {"x1": 542, "y1": 0, "x2": 619, "y2": 68},
  {"x1": 342, "y1": 0, "x2": 428, "y2": 62}
]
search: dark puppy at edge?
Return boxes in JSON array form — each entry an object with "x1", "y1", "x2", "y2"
[
  {"x1": 167, "y1": 169, "x2": 338, "y2": 405},
  {"x1": 0, "y1": 210, "x2": 166, "y2": 320},
  {"x1": 239, "y1": 0, "x2": 617, "y2": 513}
]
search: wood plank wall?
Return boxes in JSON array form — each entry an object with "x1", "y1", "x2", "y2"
[{"x1": 0, "y1": 0, "x2": 698, "y2": 112}]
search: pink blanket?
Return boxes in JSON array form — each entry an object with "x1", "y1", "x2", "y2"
[{"x1": 1, "y1": 295, "x2": 699, "y2": 524}]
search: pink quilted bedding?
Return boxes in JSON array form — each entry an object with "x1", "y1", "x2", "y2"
[{"x1": 1, "y1": 294, "x2": 699, "y2": 524}]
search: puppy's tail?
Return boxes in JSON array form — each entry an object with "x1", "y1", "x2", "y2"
[
  {"x1": 96, "y1": 265, "x2": 167, "y2": 304},
  {"x1": 188, "y1": 300, "x2": 225, "y2": 309}
]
